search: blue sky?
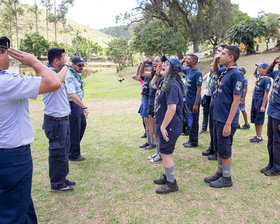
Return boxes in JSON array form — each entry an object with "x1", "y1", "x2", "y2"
[{"x1": 20, "y1": 0, "x2": 280, "y2": 29}]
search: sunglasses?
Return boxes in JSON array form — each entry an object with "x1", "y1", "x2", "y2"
[{"x1": 76, "y1": 64, "x2": 85, "y2": 68}]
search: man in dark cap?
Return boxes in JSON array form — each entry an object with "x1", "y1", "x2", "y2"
[
  {"x1": 0, "y1": 36, "x2": 70, "y2": 223},
  {"x1": 65, "y1": 56, "x2": 88, "y2": 161}
]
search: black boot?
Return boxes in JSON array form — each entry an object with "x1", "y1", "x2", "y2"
[
  {"x1": 204, "y1": 172, "x2": 222, "y2": 183},
  {"x1": 156, "y1": 180, "x2": 179, "y2": 194},
  {"x1": 209, "y1": 176, "x2": 233, "y2": 188},
  {"x1": 153, "y1": 174, "x2": 167, "y2": 185}
]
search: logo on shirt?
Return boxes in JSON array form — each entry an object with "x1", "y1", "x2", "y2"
[
  {"x1": 199, "y1": 76, "x2": 202, "y2": 83},
  {"x1": 236, "y1": 81, "x2": 242, "y2": 91}
]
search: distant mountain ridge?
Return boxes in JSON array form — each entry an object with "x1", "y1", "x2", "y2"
[{"x1": 99, "y1": 24, "x2": 137, "y2": 40}]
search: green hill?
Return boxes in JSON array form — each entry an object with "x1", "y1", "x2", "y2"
[{"x1": 1, "y1": 3, "x2": 114, "y2": 48}]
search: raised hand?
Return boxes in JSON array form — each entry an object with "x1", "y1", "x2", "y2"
[{"x1": 8, "y1": 48, "x2": 38, "y2": 67}]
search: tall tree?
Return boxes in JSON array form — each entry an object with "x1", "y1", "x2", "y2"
[
  {"x1": 41, "y1": 0, "x2": 52, "y2": 40},
  {"x1": 0, "y1": 0, "x2": 15, "y2": 46},
  {"x1": 262, "y1": 13, "x2": 280, "y2": 51},
  {"x1": 28, "y1": 0, "x2": 40, "y2": 32}
]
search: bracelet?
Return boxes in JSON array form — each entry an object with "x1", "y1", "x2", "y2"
[
  {"x1": 82, "y1": 107, "x2": 88, "y2": 110},
  {"x1": 63, "y1": 64, "x2": 69, "y2": 68}
]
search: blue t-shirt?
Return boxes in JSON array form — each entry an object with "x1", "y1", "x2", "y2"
[
  {"x1": 268, "y1": 70, "x2": 280, "y2": 120},
  {"x1": 142, "y1": 77, "x2": 151, "y2": 97},
  {"x1": 155, "y1": 80, "x2": 183, "y2": 137},
  {"x1": 241, "y1": 76, "x2": 248, "y2": 100},
  {"x1": 213, "y1": 67, "x2": 243, "y2": 124},
  {"x1": 183, "y1": 67, "x2": 202, "y2": 105},
  {"x1": 148, "y1": 85, "x2": 156, "y2": 107},
  {"x1": 252, "y1": 74, "x2": 271, "y2": 100}
]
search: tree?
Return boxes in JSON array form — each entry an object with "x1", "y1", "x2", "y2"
[
  {"x1": 28, "y1": 0, "x2": 40, "y2": 32},
  {"x1": 262, "y1": 13, "x2": 280, "y2": 51},
  {"x1": 106, "y1": 38, "x2": 130, "y2": 70},
  {"x1": 41, "y1": 0, "x2": 52, "y2": 40},
  {"x1": 0, "y1": 1, "x2": 15, "y2": 46},
  {"x1": 131, "y1": 19, "x2": 188, "y2": 57},
  {"x1": 228, "y1": 18, "x2": 267, "y2": 54},
  {"x1": 20, "y1": 32, "x2": 50, "y2": 59}
]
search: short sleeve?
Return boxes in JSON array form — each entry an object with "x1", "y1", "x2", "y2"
[
  {"x1": 65, "y1": 72, "x2": 76, "y2": 94},
  {"x1": 244, "y1": 78, "x2": 248, "y2": 86},
  {"x1": 269, "y1": 70, "x2": 280, "y2": 79},
  {"x1": 264, "y1": 78, "x2": 272, "y2": 91},
  {"x1": 196, "y1": 71, "x2": 203, "y2": 86},
  {"x1": 165, "y1": 82, "x2": 179, "y2": 105},
  {"x1": 232, "y1": 71, "x2": 243, "y2": 95},
  {"x1": 2, "y1": 75, "x2": 41, "y2": 101}
]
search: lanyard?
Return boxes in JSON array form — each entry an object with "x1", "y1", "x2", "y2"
[
  {"x1": 69, "y1": 65, "x2": 84, "y2": 91},
  {"x1": 213, "y1": 65, "x2": 238, "y2": 97}
]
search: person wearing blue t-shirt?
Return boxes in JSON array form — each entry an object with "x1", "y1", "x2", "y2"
[
  {"x1": 0, "y1": 37, "x2": 69, "y2": 223},
  {"x1": 204, "y1": 45, "x2": 243, "y2": 188},
  {"x1": 153, "y1": 56, "x2": 186, "y2": 194},
  {"x1": 261, "y1": 55, "x2": 280, "y2": 176},
  {"x1": 182, "y1": 54, "x2": 203, "y2": 147},
  {"x1": 249, "y1": 63, "x2": 271, "y2": 143},
  {"x1": 237, "y1": 67, "x2": 250, "y2": 130}
]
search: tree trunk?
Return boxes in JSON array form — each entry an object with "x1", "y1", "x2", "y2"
[
  {"x1": 46, "y1": 6, "x2": 49, "y2": 40},
  {"x1": 193, "y1": 40, "x2": 199, "y2": 53},
  {"x1": 14, "y1": 2, "x2": 19, "y2": 49},
  {"x1": 35, "y1": 0, "x2": 38, "y2": 32},
  {"x1": 54, "y1": 0, "x2": 57, "y2": 42}
]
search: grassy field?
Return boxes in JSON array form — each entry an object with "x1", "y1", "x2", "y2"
[{"x1": 29, "y1": 51, "x2": 280, "y2": 224}]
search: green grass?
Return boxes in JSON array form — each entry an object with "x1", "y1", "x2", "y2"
[{"x1": 29, "y1": 51, "x2": 280, "y2": 224}]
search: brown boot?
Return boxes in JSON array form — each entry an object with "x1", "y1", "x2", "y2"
[
  {"x1": 156, "y1": 180, "x2": 179, "y2": 194},
  {"x1": 153, "y1": 174, "x2": 167, "y2": 185}
]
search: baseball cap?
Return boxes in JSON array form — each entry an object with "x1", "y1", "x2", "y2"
[
  {"x1": 145, "y1": 62, "x2": 153, "y2": 67},
  {"x1": 0, "y1": 36, "x2": 10, "y2": 49},
  {"x1": 239, "y1": 67, "x2": 246, "y2": 74},
  {"x1": 162, "y1": 55, "x2": 183, "y2": 73},
  {"x1": 256, "y1": 62, "x2": 269, "y2": 69},
  {"x1": 72, "y1": 56, "x2": 85, "y2": 64}
]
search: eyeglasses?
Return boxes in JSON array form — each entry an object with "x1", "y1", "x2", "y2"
[{"x1": 76, "y1": 64, "x2": 85, "y2": 68}]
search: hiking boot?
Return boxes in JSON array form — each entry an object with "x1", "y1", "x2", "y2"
[
  {"x1": 156, "y1": 180, "x2": 179, "y2": 194},
  {"x1": 153, "y1": 174, "x2": 167, "y2": 185},
  {"x1": 147, "y1": 153, "x2": 157, "y2": 160},
  {"x1": 204, "y1": 172, "x2": 222, "y2": 183},
  {"x1": 183, "y1": 141, "x2": 198, "y2": 148},
  {"x1": 250, "y1": 136, "x2": 263, "y2": 143},
  {"x1": 264, "y1": 169, "x2": 280, "y2": 176},
  {"x1": 150, "y1": 154, "x2": 162, "y2": 163},
  {"x1": 139, "y1": 143, "x2": 150, "y2": 148},
  {"x1": 209, "y1": 176, "x2": 233, "y2": 188},
  {"x1": 240, "y1": 124, "x2": 250, "y2": 130},
  {"x1": 208, "y1": 154, "x2": 217, "y2": 161},
  {"x1": 260, "y1": 166, "x2": 270, "y2": 174},
  {"x1": 145, "y1": 144, "x2": 156, "y2": 150}
]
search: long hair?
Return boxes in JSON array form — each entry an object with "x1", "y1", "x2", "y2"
[{"x1": 161, "y1": 63, "x2": 186, "y2": 96}]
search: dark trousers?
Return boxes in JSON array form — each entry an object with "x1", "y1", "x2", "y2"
[
  {"x1": 201, "y1": 95, "x2": 211, "y2": 131},
  {"x1": 187, "y1": 102, "x2": 200, "y2": 146},
  {"x1": 68, "y1": 101, "x2": 87, "y2": 159},
  {"x1": 0, "y1": 145, "x2": 38, "y2": 224},
  {"x1": 43, "y1": 118, "x2": 70, "y2": 189},
  {"x1": 209, "y1": 100, "x2": 217, "y2": 154},
  {"x1": 267, "y1": 116, "x2": 280, "y2": 171}
]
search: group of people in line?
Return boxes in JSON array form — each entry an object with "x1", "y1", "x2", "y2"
[
  {"x1": 134, "y1": 44, "x2": 280, "y2": 194},
  {"x1": 0, "y1": 36, "x2": 88, "y2": 223}
]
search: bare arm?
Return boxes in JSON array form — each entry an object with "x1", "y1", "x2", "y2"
[
  {"x1": 192, "y1": 85, "x2": 201, "y2": 113},
  {"x1": 69, "y1": 93, "x2": 89, "y2": 119},
  {"x1": 8, "y1": 48, "x2": 68, "y2": 94},
  {"x1": 223, "y1": 94, "x2": 241, "y2": 137},
  {"x1": 241, "y1": 85, "x2": 247, "y2": 105},
  {"x1": 160, "y1": 104, "x2": 176, "y2": 142},
  {"x1": 260, "y1": 90, "x2": 269, "y2": 113},
  {"x1": 213, "y1": 56, "x2": 220, "y2": 73},
  {"x1": 139, "y1": 59, "x2": 152, "y2": 78},
  {"x1": 266, "y1": 55, "x2": 280, "y2": 75},
  {"x1": 253, "y1": 67, "x2": 258, "y2": 77}
]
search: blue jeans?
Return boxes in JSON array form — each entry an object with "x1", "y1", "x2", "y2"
[
  {"x1": 0, "y1": 145, "x2": 37, "y2": 224},
  {"x1": 187, "y1": 102, "x2": 200, "y2": 146}
]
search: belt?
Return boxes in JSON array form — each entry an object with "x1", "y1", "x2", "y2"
[{"x1": 44, "y1": 114, "x2": 69, "y2": 121}]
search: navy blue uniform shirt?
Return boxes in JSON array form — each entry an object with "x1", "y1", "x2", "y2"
[
  {"x1": 213, "y1": 66, "x2": 243, "y2": 124},
  {"x1": 253, "y1": 74, "x2": 271, "y2": 100},
  {"x1": 155, "y1": 80, "x2": 183, "y2": 137},
  {"x1": 142, "y1": 77, "x2": 151, "y2": 97},
  {"x1": 268, "y1": 70, "x2": 280, "y2": 120},
  {"x1": 183, "y1": 67, "x2": 203, "y2": 105}
]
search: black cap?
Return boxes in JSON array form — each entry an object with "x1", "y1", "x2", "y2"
[{"x1": 0, "y1": 36, "x2": 10, "y2": 49}]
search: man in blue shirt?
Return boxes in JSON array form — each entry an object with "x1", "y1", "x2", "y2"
[
  {"x1": 65, "y1": 56, "x2": 88, "y2": 161},
  {"x1": 182, "y1": 54, "x2": 202, "y2": 147},
  {"x1": 204, "y1": 45, "x2": 243, "y2": 188},
  {"x1": 43, "y1": 48, "x2": 75, "y2": 192},
  {"x1": 0, "y1": 37, "x2": 69, "y2": 223},
  {"x1": 250, "y1": 63, "x2": 271, "y2": 143},
  {"x1": 261, "y1": 55, "x2": 280, "y2": 176}
]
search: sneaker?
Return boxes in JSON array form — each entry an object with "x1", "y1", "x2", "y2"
[
  {"x1": 141, "y1": 133, "x2": 147, "y2": 138},
  {"x1": 202, "y1": 150, "x2": 211, "y2": 156},
  {"x1": 183, "y1": 142, "x2": 198, "y2": 148},
  {"x1": 50, "y1": 184, "x2": 73, "y2": 192},
  {"x1": 264, "y1": 169, "x2": 280, "y2": 176},
  {"x1": 208, "y1": 154, "x2": 217, "y2": 161},
  {"x1": 153, "y1": 174, "x2": 167, "y2": 185},
  {"x1": 150, "y1": 154, "x2": 162, "y2": 163},
  {"x1": 69, "y1": 156, "x2": 86, "y2": 161},
  {"x1": 139, "y1": 143, "x2": 150, "y2": 148},
  {"x1": 204, "y1": 172, "x2": 222, "y2": 183},
  {"x1": 144, "y1": 144, "x2": 156, "y2": 150},
  {"x1": 250, "y1": 136, "x2": 263, "y2": 143},
  {"x1": 156, "y1": 180, "x2": 179, "y2": 194},
  {"x1": 199, "y1": 129, "x2": 207, "y2": 134},
  {"x1": 260, "y1": 166, "x2": 270, "y2": 174},
  {"x1": 147, "y1": 153, "x2": 157, "y2": 160},
  {"x1": 65, "y1": 179, "x2": 76, "y2": 186},
  {"x1": 240, "y1": 124, "x2": 250, "y2": 130},
  {"x1": 209, "y1": 176, "x2": 233, "y2": 188}
]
